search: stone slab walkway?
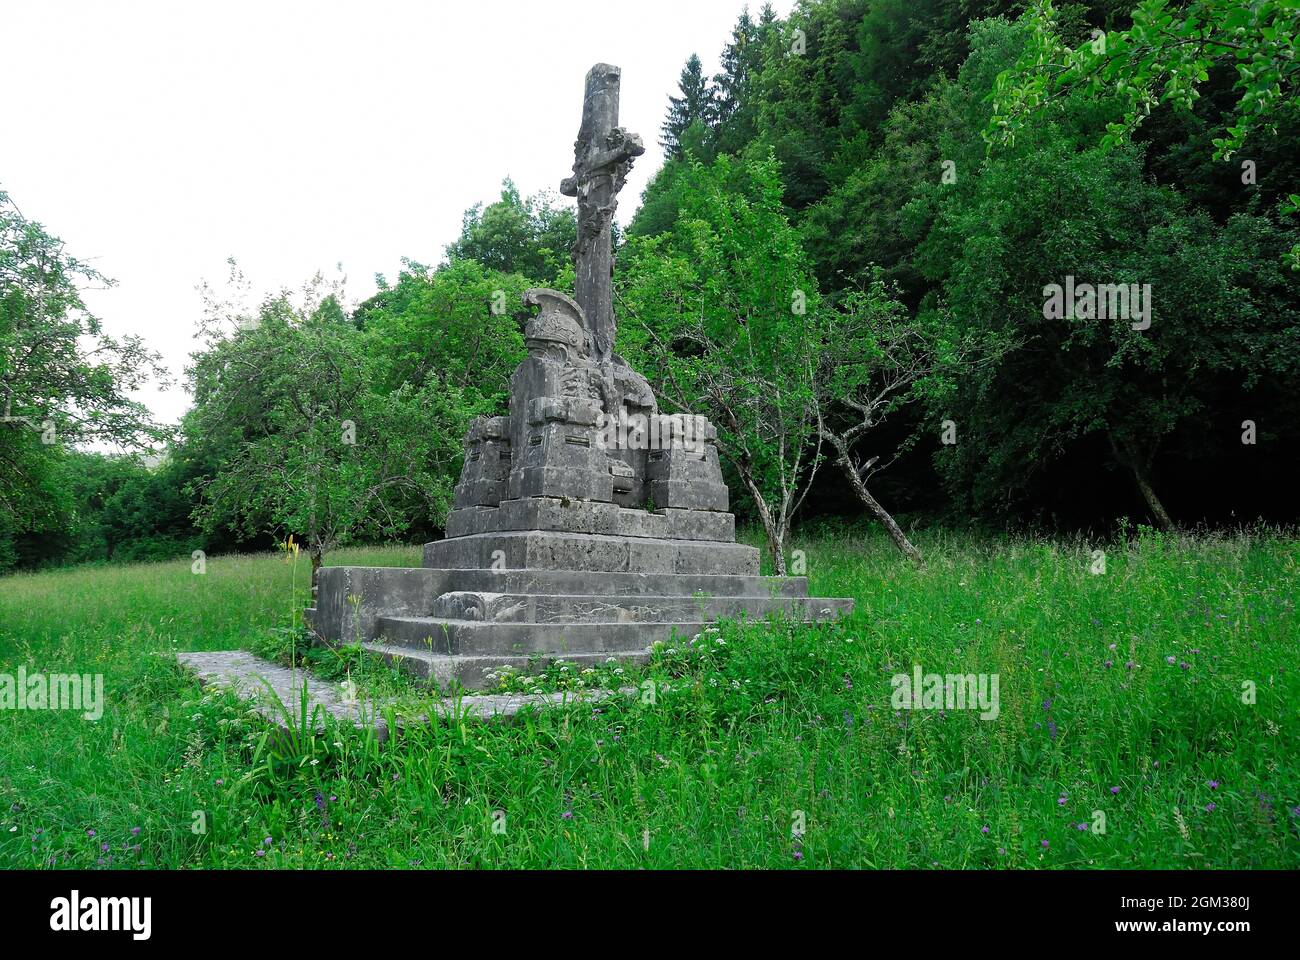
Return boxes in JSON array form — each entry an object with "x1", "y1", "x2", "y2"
[{"x1": 176, "y1": 650, "x2": 624, "y2": 741}]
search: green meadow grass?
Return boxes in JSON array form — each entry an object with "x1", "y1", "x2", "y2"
[{"x1": 0, "y1": 529, "x2": 1296, "y2": 869}]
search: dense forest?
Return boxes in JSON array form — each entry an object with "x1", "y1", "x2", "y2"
[{"x1": 3, "y1": 0, "x2": 1297, "y2": 574}]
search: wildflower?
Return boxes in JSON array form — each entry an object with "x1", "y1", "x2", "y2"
[
  {"x1": 792, "y1": 850, "x2": 803, "y2": 862},
  {"x1": 1104, "y1": 660, "x2": 1114, "y2": 669},
  {"x1": 130, "y1": 827, "x2": 141, "y2": 836},
  {"x1": 1040, "y1": 839, "x2": 1049, "y2": 848},
  {"x1": 980, "y1": 825, "x2": 990, "y2": 834},
  {"x1": 86, "y1": 829, "x2": 96, "y2": 838},
  {"x1": 561, "y1": 811, "x2": 573, "y2": 821},
  {"x1": 1057, "y1": 797, "x2": 1067, "y2": 806},
  {"x1": 1205, "y1": 803, "x2": 1216, "y2": 813},
  {"x1": 1166, "y1": 656, "x2": 1176, "y2": 665},
  {"x1": 1108, "y1": 642, "x2": 1117, "y2": 650},
  {"x1": 263, "y1": 837, "x2": 273, "y2": 846},
  {"x1": 1076, "y1": 822, "x2": 1088, "y2": 831},
  {"x1": 1207, "y1": 780, "x2": 1219, "y2": 790},
  {"x1": 1110, "y1": 786, "x2": 1120, "y2": 795},
  {"x1": 255, "y1": 849, "x2": 265, "y2": 858}
]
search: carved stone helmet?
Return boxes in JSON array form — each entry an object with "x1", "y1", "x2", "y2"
[{"x1": 522, "y1": 288, "x2": 587, "y2": 357}]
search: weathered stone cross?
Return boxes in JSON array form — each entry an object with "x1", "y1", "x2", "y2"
[{"x1": 560, "y1": 63, "x2": 645, "y2": 364}]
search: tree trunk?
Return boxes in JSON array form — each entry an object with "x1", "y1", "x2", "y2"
[
  {"x1": 1130, "y1": 463, "x2": 1175, "y2": 533},
  {"x1": 310, "y1": 548, "x2": 323, "y2": 590},
  {"x1": 739, "y1": 471, "x2": 788, "y2": 575},
  {"x1": 1108, "y1": 432, "x2": 1175, "y2": 532},
  {"x1": 827, "y1": 436, "x2": 922, "y2": 562}
]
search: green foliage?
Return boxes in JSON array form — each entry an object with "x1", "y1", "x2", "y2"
[
  {"x1": 3, "y1": 531, "x2": 1296, "y2": 867},
  {"x1": 0, "y1": 190, "x2": 165, "y2": 558},
  {"x1": 443, "y1": 180, "x2": 575, "y2": 284},
  {"x1": 186, "y1": 282, "x2": 449, "y2": 571},
  {"x1": 909, "y1": 18, "x2": 1300, "y2": 522},
  {"x1": 660, "y1": 54, "x2": 716, "y2": 158},
  {"x1": 990, "y1": 0, "x2": 1300, "y2": 161},
  {"x1": 620, "y1": 153, "x2": 824, "y2": 568},
  {"x1": 359, "y1": 258, "x2": 528, "y2": 404}
]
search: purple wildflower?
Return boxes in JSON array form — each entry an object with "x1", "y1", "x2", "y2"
[
  {"x1": 1207, "y1": 780, "x2": 1219, "y2": 790},
  {"x1": 1205, "y1": 803, "x2": 1216, "y2": 813},
  {"x1": 1110, "y1": 786, "x2": 1120, "y2": 795}
]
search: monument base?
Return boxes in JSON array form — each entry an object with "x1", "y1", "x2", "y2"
[{"x1": 306, "y1": 544, "x2": 853, "y2": 692}]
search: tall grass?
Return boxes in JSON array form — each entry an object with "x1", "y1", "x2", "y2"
[{"x1": 0, "y1": 531, "x2": 1296, "y2": 868}]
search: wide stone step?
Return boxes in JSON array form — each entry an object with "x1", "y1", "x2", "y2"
[
  {"x1": 431, "y1": 590, "x2": 853, "y2": 624},
  {"x1": 374, "y1": 616, "x2": 706, "y2": 656},
  {"x1": 441, "y1": 568, "x2": 813, "y2": 599},
  {"x1": 361, "y1": 642, "x2": 651, "y2": 692}
]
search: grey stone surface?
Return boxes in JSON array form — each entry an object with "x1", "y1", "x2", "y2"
[
  {"x1": 304, "y1": 63, "x2": 854, "y2": 689},
  {"x1": 176, "y1": 650, "x2": 626, "y2": 739},
  {"x1": 422, "y1": 530, "x2": 761, "y2": 575},
  {"x1": 361, "y1": 643, "x2": 652, "y2": 692}
]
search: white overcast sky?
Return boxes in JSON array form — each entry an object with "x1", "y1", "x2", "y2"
[{"x1": 2, "y1": 0, "x2": 790, "y2": 428}]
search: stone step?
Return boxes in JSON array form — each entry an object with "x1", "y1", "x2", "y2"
[
  {"x1": 374, "y1": 616, "x2": 706, "y2": 656},
  {"x1": 441, "y1": 568, "x2": 813, "y2": 599},
  {"x1": 361, "y1": 642, "x2": 651, "y2": 691},
  {"x1": 431, "y1": 590, "x2": 854, "y2": 624},
  {"x1": 177, "y1": 650, "x2": 630, "y2": 733}
]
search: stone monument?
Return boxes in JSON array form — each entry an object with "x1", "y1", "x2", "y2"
[{"x1": 306, "y1": 63, "x2": 852, "y2": 689}]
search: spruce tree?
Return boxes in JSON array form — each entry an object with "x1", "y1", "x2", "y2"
[{"x1": 659, "y1": 53, "x2": 714, "y2": 158}]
